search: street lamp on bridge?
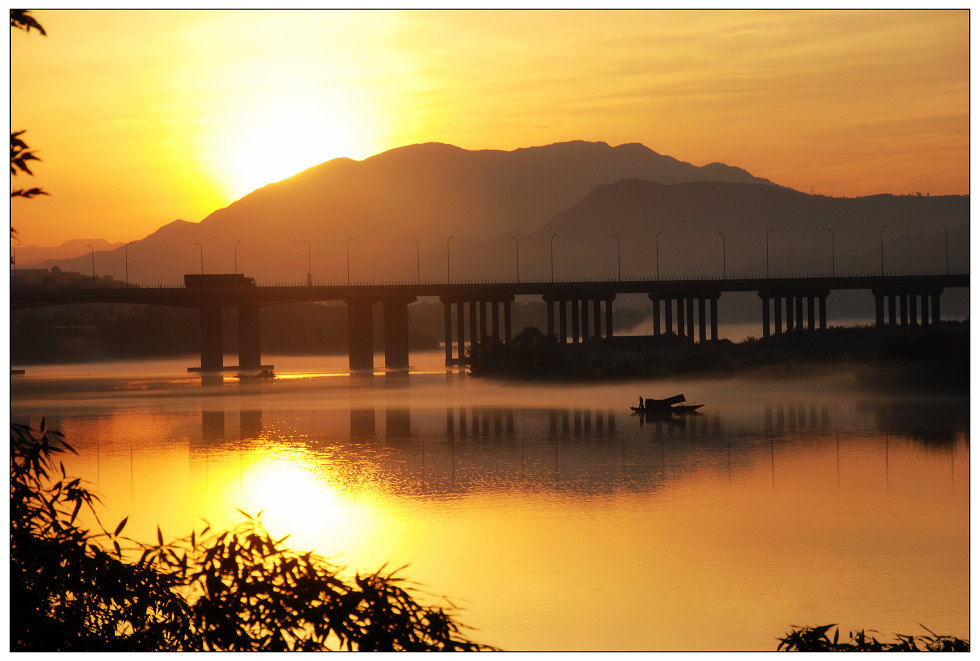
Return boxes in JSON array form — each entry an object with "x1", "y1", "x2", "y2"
[
  {"x1": 550, "y1": 233, "x2": 558, "y2": 282},
  {"x1": 879, "y1": 224, "x2": 887, "y2": 275},
  {"x1": 303, "y1": 240, "x2": 312, "y2": 285},
  {"x1": 125, "y1": 241, "x2": 132, "y2": 286},
  {"x1": 941, "y1": 224, "x2": 949, "y2": 274},
  {"x1": 612, "y1": 233, "x2": 621, "y2": 280},
  {"x1": 766, "y1": 228, "x2": 774, "y2": 278},
  {"x1": 827, "y1": 228, "x2": 835, "y2": 276},
  {"x1": 234, "y1": 239, "x2": 241, "y2": 275},
  {"x1": 411, "y1": 238, "x2": 421, "y2": 283},
  {"x1": 346, "y1": 238, "x2": 354, "y2": 285},
  {"x1": 717, "y1": 231, "x2": 726, "y2": 279},
  {"x1": 656, "y1": 231, "x2": 662, "y2": 280},
  {"x1": 193, "y1": 242, "x2": 203, "y2": 274},
  {"x1": 447, "y1": 235, "x2": 453, "y2": 283},
  {"x1": 85, "y1": 243, "x2": 95, "y2": 280},
  {"x1": 511, "y1": 236, "x2": 520, "y2": 282}
]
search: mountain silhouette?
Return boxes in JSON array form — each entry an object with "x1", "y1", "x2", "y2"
[
  {"x1": 31, "y1": 141, "x2": 775, "y2": 283},
  {"x1": 29, "y1": 141, "x2": 966, "y2": 285}
]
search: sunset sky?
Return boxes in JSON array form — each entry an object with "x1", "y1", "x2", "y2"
[{"x1": 10, "y1": 9, "x2": 969, "y2": 247}]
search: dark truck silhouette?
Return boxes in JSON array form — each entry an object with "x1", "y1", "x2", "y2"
[{"x1": 184, "y1": 274, "x2": 256, "y2": 288}]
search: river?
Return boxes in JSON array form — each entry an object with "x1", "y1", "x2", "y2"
[{"x1": 9, "y1": 350, "x2": 969, "y2": 651}]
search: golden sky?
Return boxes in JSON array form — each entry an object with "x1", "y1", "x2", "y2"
[{"x1": 10, "y1": 9, "x2": 969, "y2": 246}]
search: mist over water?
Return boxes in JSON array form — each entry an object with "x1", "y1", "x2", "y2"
[{"x1": 10, "y1": 352, "x2": 969, "y2": 651}]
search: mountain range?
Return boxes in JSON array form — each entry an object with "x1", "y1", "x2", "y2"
[{"x1": 19, "y1": 141, "x2": 967, "y2": 284}]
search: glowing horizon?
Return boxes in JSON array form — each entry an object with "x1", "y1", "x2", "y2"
[{"x1": 10, "y1": 9, "x2": 968, "y2": 247}]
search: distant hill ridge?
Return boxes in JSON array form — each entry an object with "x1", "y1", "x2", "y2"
[{"x1": 26, "y1": 141, "x2": 965, "y2": 285}]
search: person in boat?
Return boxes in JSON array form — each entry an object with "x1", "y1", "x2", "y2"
[{"x1": 638, "y1": 396, "x2": 644, "y2": 410}]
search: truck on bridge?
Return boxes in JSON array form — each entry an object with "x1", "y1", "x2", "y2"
[{"x1": 184, "y1": 273, "x2": 255, "y2": 288}]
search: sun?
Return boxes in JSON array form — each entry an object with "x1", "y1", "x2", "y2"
[{"x1": 224, "y1": 106, "x2": 366, "y2": 198}]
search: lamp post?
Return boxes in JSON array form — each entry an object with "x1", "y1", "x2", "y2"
[
  {"x1": 550, "y1": 233, "x2": 558, "y2": 282},
  {"x1": 941, "y1": 224, "x2": 949, "y2": 274},
  {"x1": 85, "y1": 243, "x2": 95, "y2": 280},
  {"x1": 125, "y1": 241, "x2": 132, "y2": 286},
  {"x1": 612, "y1": 233, "x2": 621, "y2": 280},
  {"x1": 717, "y1": 231, "x2": 726, "y2": 279},
  {"x1": 827, "y1": 228, "x2": 835, "y2": 276},
  {"x1": 411, "y1": 238, "x2": 421, "y2": 283},
  {"x1": 303, "y1": 240, "x2": 312, "y2": 285},
  {"x1": 346, "y1": 238, "x2": 354, "y2": 285},
  {"x1": 879, "y1": 224, "x2": 887, "y2": 275},
  {"x1": 511, "y1": 236, "x2": 520, "y2": 282},
  {"x1": 193, "y1": 242, "x2": 203, "y2": 274},
  {"x1": 766, "y1": 228, "x2": 774, "y2": 278},
  {"x1": 234, "y1": 239, "x2": 241, "y2": 274},
  {"x1": 656, "y1": 231, "x2": 663, "y2": 279},
  {"x1": 447, "y1": 235, "x2": 453, "y2": 283}
]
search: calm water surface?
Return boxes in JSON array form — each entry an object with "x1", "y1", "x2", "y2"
[{"x1": 10, "y1": 351, "x2": 969, "y2": 651}]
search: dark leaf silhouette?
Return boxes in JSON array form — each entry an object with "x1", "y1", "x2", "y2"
[
  {"x1": 10, "y1": 9, "x2": 47, "y2": 35},
  {"x1": 10, "y1": 422, "x2": 496, "y2": 652}
]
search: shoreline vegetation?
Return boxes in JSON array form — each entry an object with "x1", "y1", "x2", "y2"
[{"x1": 467, "y1": 321, "x2": 969, "y2": 393}]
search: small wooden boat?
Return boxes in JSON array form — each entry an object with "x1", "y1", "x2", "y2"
[{"x1": 630, "y1": 394, "x2": 703, "y2": 415}]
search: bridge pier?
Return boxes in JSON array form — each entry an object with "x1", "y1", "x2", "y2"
[
  {"x1": 444, "y1": 302, "x2": 452, "y2": 365},
  {"x1": 760, "y1": 290, "x2": 828, "y2": 337},
  {"x1": 571, "y1": 298, "x2": 580, "y2": 342},
  {"x1": 456, "y1": 298, "x2": 465, "y2": 363},
  {"x1": 237, "y1": 305, "x2": 261, "y2": 370},
  {"x1": 873, "y1": 286, "x2": 944, "y2": 328},
  {"x1": 761, "y1": 295, "x2": 771, "y2": 338},
  {"x1": 199, "y1": 305, "x2": 224, "y2": 371},
  {"x1": 559, "y1": 298, "x2": 568, "y2": 343},
  {"x1": 649, "y1": 292, "x2": 719, "y2": 342},
  {"x1": 382, "y1": 296, "x2": 415, "y2": 369},
  {"x1": 441, "y1": 295, "x2": 515, "y2": 366},
  {"x1": 345, "y1": 298, "x2": 375, "y2": 371}
]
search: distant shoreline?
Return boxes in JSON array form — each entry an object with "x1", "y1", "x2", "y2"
[{"x1": 467, "y1": 321, "x2": 969, "y2": 393}]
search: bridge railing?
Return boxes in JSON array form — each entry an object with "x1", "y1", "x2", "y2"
[{"x1": 10, "y1": 270, "x2": 968, "y2": 289}]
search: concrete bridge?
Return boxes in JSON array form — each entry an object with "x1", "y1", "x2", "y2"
[{"x1": 11, "y1": 274, "x2": 968, "y2": 372}]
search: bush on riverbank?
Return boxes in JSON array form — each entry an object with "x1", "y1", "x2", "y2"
[
  {"x1": 467, "y1": 322, "x2": 969, "y2": 392},
  {"x1": 10, "y1": 421, "x2": 494, "y2": 652},
  {"x1": 777, "y1": 624, "x2": 968, "y2": 651}
]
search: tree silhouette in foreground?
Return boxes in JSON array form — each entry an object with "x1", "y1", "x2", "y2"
[
  {"x1": 11, "y1": 9, "x2": 49, "y2": 241},
  {"x1": 10, "y1": 421, "x2": 496, "y2": 651}
]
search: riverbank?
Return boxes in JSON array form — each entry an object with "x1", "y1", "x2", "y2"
[{"x1": 467, "y1": 321, "x2": 969, "y2": 393}]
